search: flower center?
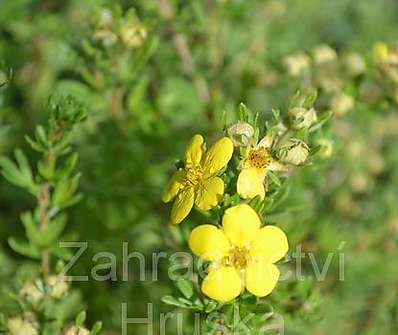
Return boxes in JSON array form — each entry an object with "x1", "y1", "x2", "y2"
[
  {"x1": 248, "y1": 147, "x2": 272, "y2": 169},
  {"x1": 185, "y1": 165, "x2": 203, "y2": 186},
  {"x1": 227, "y1": 246, "x2": 251, "y2": 270}
]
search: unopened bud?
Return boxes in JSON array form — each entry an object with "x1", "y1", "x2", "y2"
[
  {"x1": 312, "y1": 45, "x2": 337, "y2": 65},
  {"x1": 19, "y1": 281, "x2": 44, "y2": 304},
  {"x1": 343, "y1": 52, "x2": 366, "y2": 76},
  {"x1": 331, "y1": 92, "x2": 354, "y2": 116},
  {"x1": 288, "y1": 107, "x2": 317, "y2": 130},
  {"x1": 46, "y1": 275, "x2": 69, "y2": 299},
  {"x1": 227, "y1": 121, "x2": 254, "y2": 146},
  {"x1": 120, "y1": 23, "x2": 147, "y2": 48},
  {"x1": 62, "y1": 325, "x2": 90, "y2": 335},
  {"x1": 7, "y1": 312, "x2": 39, "y2": 335},
  {"x1": 316, "y1": 138, "x2": 333, "y2": 159},
  {"x1": 277, "y1": 139, "x2": 310, "y2": 166},
  {"x1": 283, "y1": 53, "x2": 310, "y2": 77}
]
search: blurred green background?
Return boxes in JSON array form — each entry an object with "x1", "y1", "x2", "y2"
[{"x1": 1, "y1": 0, "x2": 397, "y2": 334}]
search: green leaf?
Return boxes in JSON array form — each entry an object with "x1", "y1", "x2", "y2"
[
  {"x1": 21, "y1": 212, "x2": 67, "y2": 248},
  {"x1": 91, "y1": 321, "x2": 103, "y2": 335},
  {"x1": 25, "y1": 135, "x2": 46, "y2": 152},
  {"x1": 267, "y1": 171, "x2": 281, "y2": 187},
  {"x1": 75, "y1": 311, "x2": 86, "y2": 326},
  {"x1": 176, "y1": 279, "x2": 194, "y2": 299},
  {"x1": 238, "y1": 103, "x2": 249, "y2": 121},
  {"x1": 52, "y1": 173, "x2": 82, "y2": 209},
  {"x1": 310, "y1": 110, "x2": 333, "y2": 132},
  {"x1": 57, "y1": 153, "x2": 79, "y2": 179},
  {"x1": 14, "y1": 149, "x2": 32, "y2": 181},
  {"x1": 8, "y1": 237, "x2": 41, "y2": 259},
  {"x1": 161, "y1": 295, "x2": 190, "y2": 308},
  {"x1": 303, "y1": 91, "x2": 318, "y2": 108}
]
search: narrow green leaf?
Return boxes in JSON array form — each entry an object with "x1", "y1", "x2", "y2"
[
  {"x1": 75, "y1": 311, "x2": 86, "y2": 326},
  {"x1": 176, "y1": 279, "x2": 194, "y2": 299},
  {"x1": 8, "y1": 237, "x2": 41, "y2": 259}
]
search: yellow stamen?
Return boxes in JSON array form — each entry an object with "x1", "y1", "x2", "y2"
[
  {"x1": 185, "y1": 166, "x2": 203, "y2": 186},
  {"x1": 226, "y1": 246, "x2": 251, "y2": 270}
]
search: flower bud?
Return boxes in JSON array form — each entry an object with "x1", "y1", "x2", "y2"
[
  {"x1": 19, "y1": 281, "x2": 44, "y2": 305},
  {"x1": 120, "y1": 23, "x2": 147, "y2": 48},
  {"x1": 330, "y1": 92, "x2": 354, "y2": 116},
  {"x1": 316, "y1": 138, "x2": 333, "y2": 159},
  {"x1": 62, "y1": 325, "x2": 90, "y2": 335},
  {"x1": 227, "y1": 121, "x2": 254, "y2": 147},
  {"x1": 94, "y1": 29, "x2": 118, "y2": 47},
  {"x1": 312, "y1": 45, "x2": 337, "y2": 65},
  {"x1": 283, "y1": 53, "x2": 310, "y2": 77},
  {"x1": 277, "y1": 139, "x2": 310, "y2": 166},
  {"x1": 7, "y1": 313, "x2": 39, "y2": 335},
  {"x1": 46, "y1": 275, "x2": 69, "y2": 299},
  {"x1": 343, "y1": 52, "x2": 366, "y2": 76},
  {"x1": 288, "y1": 107, "x2": 317, "y2": 130}
]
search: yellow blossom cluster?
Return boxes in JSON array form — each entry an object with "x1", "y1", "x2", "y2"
[{"x1": 162, "y1": 132, "x2": 291, "y2": 302}]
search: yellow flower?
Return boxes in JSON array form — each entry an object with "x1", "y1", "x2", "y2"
[
  {"x1": 373, "y1": 42, "x2": 389, "y2": 63},
  {"x1": 189, "y1": 204, "x2": 288, "y2": 303},
  {"x1": 162, "y1": 134, "x2": 233, "y2": 224},
  {"x1": 237, "y1": 135, "x2": 285, "y2": 200}
]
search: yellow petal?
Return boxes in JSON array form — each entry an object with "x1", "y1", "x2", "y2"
[
  {"x1": 189, "y1": 225, "x2": 230, "y2": 261},
  {"x1": 251, "y1": 225, "x2": 289, "y2": 263},
  {"x1": 202, "y1": 137, "x2": 233, "y2": 176},
  {"x1": 237, "y1": 167, "x2": 265, "y2": 199},
  {"x1": 202, "y1": 266, "x2": 242, "y2": 302},
  {"x1": 222, "y1": 204, "x2": 261, "y2": 247},
  {"x1": 161, "y1": 169, "x2": 186, "y2": 203},
  {"x1": 195, "y1": 176, "x2": 224, "y2": 210},
  {"x1": 185, "y1": 134, "x2": 204, "y2": 167},
  {"x1": 245, "y1": 261, "x2": 280, "y2": 297},
  {"x1": 170, "y1": 186, "x2": 194, "y2": 224}
]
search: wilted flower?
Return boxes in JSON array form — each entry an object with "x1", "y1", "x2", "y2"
[
  {"x1": 46, "y1": 275, "x2": 69, "y2": 299},
  {"x1": 283, "y1": 53, "x2": 310, "y2": 77},
  {"x1": 189, "y1": 204, "x2": 288, "y2": 302},
  {"x1": 277, "y1": 138, "x2": 310, "y2": 166},
  {"x1": 227, "y1": 121, "x2": 254, "y2": 147},
  {"x1": 312, "y1": 44, "x2": 337, "y2": 65},
  {"x1": 162, "y1": 135, "x2": 233, "y2": 224},
  {"x1": 7, "y1": 312, "x2": 39, "y2": 335},
  {"x1": 19, "y1": 281, "x2": 44, "y2": 304},
  {"x1": 62, "y1": 325, "x2": 90, "y2": 335},
  {"x1": 331, "y1": 92, "x2": 354, "y2": 116},
  {"x1": 288, "y1": 107, "x2": 317, "y2": 130}
]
